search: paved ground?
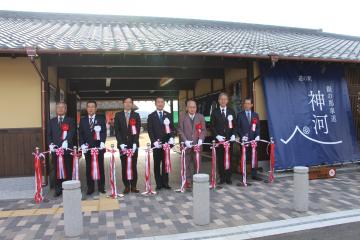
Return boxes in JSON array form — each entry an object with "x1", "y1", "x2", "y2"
[{"x1": 0, "y1": 166, "x2": 359, "y2": 239}]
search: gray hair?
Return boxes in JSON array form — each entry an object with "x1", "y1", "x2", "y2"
[{"x1": 218, "y1": 92, "x2": 229, "y2": 100}]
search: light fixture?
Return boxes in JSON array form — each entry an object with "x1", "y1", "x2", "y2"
[
  {"x1": 106, "y1": 77, "x2": 111, "y2": 87},
  {"x1": 160, "y1": 77, "x2": 174, "y2": 87}
]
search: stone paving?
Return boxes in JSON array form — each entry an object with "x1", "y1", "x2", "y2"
[{"x1": 0, "y1": 161, "x2": 359, "y2": 239}]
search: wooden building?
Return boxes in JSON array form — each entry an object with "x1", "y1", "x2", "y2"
[{"x1": 0, "y1": 10, "x2": 359, "y2": 176}]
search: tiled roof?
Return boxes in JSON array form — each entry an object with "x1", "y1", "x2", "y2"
[{"x1": 0, "y1": 10, "x2": 360, "y2": 62}]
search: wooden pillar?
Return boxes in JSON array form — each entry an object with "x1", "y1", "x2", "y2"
[{"x1": 247, "y1": 61, "x2": 254, "y2": 101}]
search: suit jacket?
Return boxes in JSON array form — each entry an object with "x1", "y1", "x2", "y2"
[
  {"x1": 114, "y1": 110, "x2": 141, "y2": 147},
  {"x1": 47, "y1": 116, "x2": 75, "y2": 148},
  {"x1": 177, "y1": 112, "x2": 206, "y2": 143},
  {"x1": 210, "y1": 107, "x2": 236, "y2": 140},
  {"x1": 236, "y1": 111, "x2": 260, "y2": 140},
  {"x1": 79, "y1": 115, "x2": 106, "y2": 148},
  {"x1": 147, "y1": 110, "x2": 175, "y2": 146}
]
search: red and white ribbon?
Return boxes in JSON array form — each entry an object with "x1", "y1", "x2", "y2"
[
  {"x1": 164, "y1": 118, "x2": 171, "y2": 134},
  {"x1": 269, "y1": 141, "x2": 275, "y2": 183},
  {"x1": 122, "y1": 149, "x2": 134, "y2": 180},
  {"x1": 94, "y1": 125, "x2": 101, "y2": 140},
  {"x1": 251, "y1": 141, "x2": 258, "y2": 169},
  {"x1": 129, "y1": 118, "x2": 137, "y2": 135},
  {"x1": 107, "y1": 148, "x2": 118, "y2": 198},
  {"x1": 210, "y1": 143, "x2": 217, "y2": 189},
  {"x1": 33, "y1": 150, "x2": 44, "y2": 204},
  {"x1": 193, "y1": 144, "x2": 201, "y2": 174},
  {"x1": 163, "y1": 143, "x2": 172, "y2": 173},
  {"x1": 251, "y1": 118, "x2": 257, "y2": 132},
  {"x1": 144, "y1": 148, "x2": 153, "y2": 193},
  {"x1": 195, "y1": 123, "x2": 202, "y2": 137},
  {"x1": 71, "y1": 149, "x2": 81, "y2": 180},
  {"x1": 180, "y1": 145, "x2": 187, "y2": 192},
  {"x1": 227, "y1": 115, "x2": 234, "y2": 129},
  {"x1": 241, "y1": 144, "x2": 248, "y2": 186},
  {"x1": 90, "y1": 148, "x2": 100, "y2": 180},
  {"x1": 223, "y1": 141, "x2": 231, "y2": 170},
  {"x1": 55, "y1": 148, "x2": 66, "y2": 179}
]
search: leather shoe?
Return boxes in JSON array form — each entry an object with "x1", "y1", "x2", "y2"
[
  {"x1": 131, "y1": 188, "x2": 140, "y2": 193},
  {"x1": 252, "y1": 176, "x2": 263, "y2": 181},
  {"x1": 54, "y1": 191, "x2": 62, "y2": 197},
  {"x1": 156, "y1": 186, "x2": 162, "y2": 191},
  {"x1": 162, "y1": 184, "x2": 171, "y2": 190},
  {"x1": 86, "y1": 188, "x2": 94, "y2": 195},
  {"x1": 123, "y1": 187, "x2": 130, "y2": 194},
  {"x1": 226, "y1": 180, "x2": 232, "y2": 185}
]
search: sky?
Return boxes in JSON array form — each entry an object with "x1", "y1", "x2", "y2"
[{"x1": 1, "y1": 0, "x2": 360, "y2": 37}]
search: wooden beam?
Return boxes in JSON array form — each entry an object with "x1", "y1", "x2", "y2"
[{"x1": 58, "y1": 67, "x2": 224, "y2": 79}]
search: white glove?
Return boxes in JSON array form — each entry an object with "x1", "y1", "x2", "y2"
[
  {"x1": 100, "y1": 142, "x2": 105, "y2": 149},
  {"x1": 197, "y1": 139, "x2": 203, "y2": 145},
  {"x1": 120, "y1": 144, "x2": 127, "y2": 150},
  {"x1": 61, "y1": 140, "x2": 68, "y2": 149},
  {"x1": 132, "y1": 143, "x2": 137, "y2": 152},
  {"x1": 168, "y1": 137, "x2": 174, "y2": 145},
  {"x1": 81, "y1": 144, "x2": 88, "y2": 154},
  {"x1": 153, "y1": 141, "x2": 160, "y2": 148},
  {"x1": 216, "y1": 135, "x2": 225, "y2": 142},
  {"x1": 49, "y1": 143, "x2": 55, "y2": 152},
  {"x1": 255, "y1": 136, "x2": 260, "y2": 141},
  {"x1": 230, "y1": 135, "x2": 236, "y2": 142},
  {"x1": 242, "y1": 136, "x2": 248, "y2": 142},
  {"x1": 185, "y1": 140, "x2": 192, "y2": 148}
]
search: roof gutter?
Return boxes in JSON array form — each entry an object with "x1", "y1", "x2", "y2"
[{"x1": 1, "y1": 47, "x2": 360, "y2": 64}]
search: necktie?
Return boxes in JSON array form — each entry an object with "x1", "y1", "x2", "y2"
[
  {"x1": 247, "y1": 111, "x2": 251, "y2": 123},
  {"x1": 58, "y1": 116, "x2": 63, "y2": 127},
  {"x1": 89, "y1": 117, "x2": 94, "y2": 131},
  {"x1": 221, "y1": 109, "x2": 226, "y2": 119},
  {"x1": 125, "y1": 112, "x2": 130, "y2": 127},
  {"x1": 159, "y1": 111, "x2": 163, "y2": 123}
]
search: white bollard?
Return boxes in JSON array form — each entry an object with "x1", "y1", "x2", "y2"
[
  {"x1": 293, "y1": 166, "x2": 309, "y2": 212},
  {"x1": 62, "y1": 180, "x2": 83, "y2": 237},
  {"x1": 193, "y1": 174, "x2": 210, "y2": 225}
]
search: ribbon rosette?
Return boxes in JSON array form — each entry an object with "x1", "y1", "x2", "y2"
[
  {"x1": 227, "y1": 115, "x2": 233, "y2": 129},
  {"x1": 94, "y1": 125, "x2": 101, "y2": 140},
  {"x1": 61, "y1": 123, "x2": 69, "y2": 140},
  {"x1": 163, "y1": 117, "x2": 171, "y2": 134},
  {"x1": 129, "y1": 118, "x2": 137, "y2": 135},
  {"x1": 195, "y1": 123, "x2": 202, "y2": 137},
  {"x1": 251, "y1": 118, "x2": 257, "y2": 132}
]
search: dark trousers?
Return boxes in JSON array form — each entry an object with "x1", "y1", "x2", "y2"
[
  {"x1": 216, "y1": 143, "x2": 233, "y2": 183},
  {"x1": 85, "y1": 150, "x2": 105, "y2": 191},
  {"x1": 51, "y1": 152, "x2": 72, "y2": 193},
  {"x1": 120, "y1": 151, "x2": 138, "y2": 188},
  {"x1": 245, "y1": 145, "x2": 257, "y2": 178},
  {"x1": 153, "y1": 148, "x2": 169, "y2": 187}
]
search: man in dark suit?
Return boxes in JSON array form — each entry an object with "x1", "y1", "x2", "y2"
[
  {"x1": 114, "y1": 97, "x2": 141, "y2": 194},
  {"x1": 210, "y1": 92, "x2": 236, "y2": 185},
  {"x1": 79, "y1": 100, "x2": 107, "y2": 195},
  {"x1": 48, "y1": 102, "x2": 75, "y2": 197},
  {"x1": 147, "y1": 96, "x2": 175, "y2": 190},
  {"x1": 236, "y1": 98, "x2": 262, "y2": 182}
]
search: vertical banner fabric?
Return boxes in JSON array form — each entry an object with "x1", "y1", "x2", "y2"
[{"x1": 261, "y1": 62, "x2": 359, "y2": 170}]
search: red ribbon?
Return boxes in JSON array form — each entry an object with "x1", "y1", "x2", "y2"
[
  {"x1": 144, "y1": 148, "x2": 153, "y2": 193},
  {"x1": 33, "y1": 151, "x2": 44, "y2": 204},
  {"x1": 241, "y1": 144, "x2": 248, "y2": 186},
  {"x1": 55, "y1": 148, "x2": 66, "y2": 179},
  {"x1": 210, "y1": 143, "x2": 217, "y2": 189},
  {"x1": 90, "y1": 148, "x2": 100, "y2": 180},
  {"x1": 61, "y1": 123, "x2": 69, "y2": 141},
  {"x1": 163, "y1": 143, "x2": 172, "y2": 173},
  {"x1": 223, "y1": 141, "x2": 231, "y2": 170},
  {"x1": 269, "y1": 142, "x2": 275, "y2": 183},
  {"x1": 71, "y1": 149, "x2": 81, "y2": 180},
  {"x1": 122, "y1": 149, "x2": 134, "y2": 180},
  {"x1": 129, "y1": 118, "x2": 137, "y2": 135},
  {"x1": 180, "y1": 146, "x2": 187, "y2": 192},
  {"x1": 251, "y1": 141, "x2": 258, "y2": 169},
  {"x1": 193, "y1": 144, "x2": 201, "y2": 174},
  {"x1": 107, "y1": 148, "x2": 118, "y2": 198}
]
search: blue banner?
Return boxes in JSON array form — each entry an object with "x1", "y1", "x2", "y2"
[{"x1": 261, "y1": 62, "x2": 359, "y2": 170}]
